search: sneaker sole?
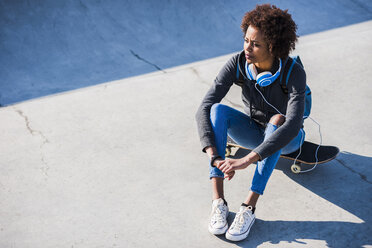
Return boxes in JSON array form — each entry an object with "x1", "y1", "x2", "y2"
[
  {"x1": 208, "y1": 222, "x2": 228, "y2": 235},
  {"x1": 225, "y1": 218, "x2": 255, "y2": 241}
]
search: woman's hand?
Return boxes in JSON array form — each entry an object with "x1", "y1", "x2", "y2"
[
  {"x1": 215, "y1": 151, "x2": 260, "y2": 180},
  {"x1": 216, "y1": 158, "x2": 250, "y2": 174},
  {"x1": 224, "y1": 171, "x2": 235, "y2": 180}
]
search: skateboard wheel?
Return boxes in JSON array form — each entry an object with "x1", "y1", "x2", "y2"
[
  {"x1": 225, "y1": 147, "x2": 231, "y2": 157},
  {"x1": 291, "y1": 164, "x2": 301, "y2": 174}
]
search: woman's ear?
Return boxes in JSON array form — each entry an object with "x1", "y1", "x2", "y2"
[{"x1": 269, "y1": 44, "x2": 273, "y2": 55}]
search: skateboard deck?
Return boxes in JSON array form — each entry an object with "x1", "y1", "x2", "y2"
[{"x1": 226, "y1": 137, "x2": 339, "y2": 173}]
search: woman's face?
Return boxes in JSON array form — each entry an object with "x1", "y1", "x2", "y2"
[{"x1": 244, "y1": 25, "x2": 273, "y2": 67}]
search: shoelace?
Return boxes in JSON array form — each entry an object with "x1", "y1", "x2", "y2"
[
  {"x1": 212, "y1": 204, "x2": 226, "y2": 222},
  {"x1": 232, "y1": 210, "x2": 251, "y2": 230}
]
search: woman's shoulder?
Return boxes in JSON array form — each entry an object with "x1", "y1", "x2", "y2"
[
  {"x1": 285, "y1": 56, "x2": 306, "y2": 86},
  {"x1": 225, "y1": 51, "x2": 244, "y2": 67},
  {"x1": 218, "y1": 51, "x2": 244, "y2": 76},
  {"x1": 288, "y1": 56, "x2": 305, "y2": 74}
]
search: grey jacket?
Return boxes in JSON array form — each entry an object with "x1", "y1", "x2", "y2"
[{"x1": 195, "y1": 51, "x2": 306, "y2": 160}]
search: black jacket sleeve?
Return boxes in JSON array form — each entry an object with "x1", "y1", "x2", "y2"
[
  {"x1": 252, "y1": 63, "x2": 306, "y2": 159},
  {"x1": 195, "y1": 53, "x2": 238, "y2": 152}
]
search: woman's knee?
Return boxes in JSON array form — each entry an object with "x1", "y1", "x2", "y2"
[
  {"x1": 211, "y1": 103, "x2": 225, "y2": 115},
  {"x1": 210, "y1": 103, "x2": 228, "y2": 121},
  {"x1": 269, "y1": 114, "x2": 285, "y2": 126}
]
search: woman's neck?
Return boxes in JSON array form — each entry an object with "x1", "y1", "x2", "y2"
[{"x1": 254, "y1": 56, "x2": 275, "y2": 73}]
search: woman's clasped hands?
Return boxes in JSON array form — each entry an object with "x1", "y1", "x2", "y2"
[{"x1": 215, "y1": 158, "x2": 250, "y2": 180}]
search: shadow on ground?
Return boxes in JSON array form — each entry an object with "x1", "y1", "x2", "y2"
[
  {"x1": 229, "y1": 149, "x2": 372, "y2": 247},
  {"x1": 216, "y1": 219, "x2": 368, "y2": 248},
  {"x1": 1, "y1": 0, "x2": 372, "y2": 105}
]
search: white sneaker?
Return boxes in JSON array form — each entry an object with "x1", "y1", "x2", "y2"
[
  {"x1": 208, "y1": 198, "x2": 229, "y2": 235},
  {"x1": 225, "y1": 205, "x2": 255, "y2": 241}
]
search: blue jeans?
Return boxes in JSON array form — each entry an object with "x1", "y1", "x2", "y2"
[{"x1": 209, "y1": 103, "x2": 305, "y2": 195}]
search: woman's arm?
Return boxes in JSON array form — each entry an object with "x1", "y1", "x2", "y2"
[
  {"x1": 252, "y1": 64, "x2": 306, "y2": 160},
  {"x1": 195, "y1": 53, "x2": 239, "y2": 152}
]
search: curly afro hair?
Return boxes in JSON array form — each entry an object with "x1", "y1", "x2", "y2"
[{"x1": 241, "y1": 4, "x2": 298, "y2": 59}]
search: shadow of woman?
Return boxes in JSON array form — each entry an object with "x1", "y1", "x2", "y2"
[{"x1": 229, "y1": 149, "x2": 372, "y2": 247}]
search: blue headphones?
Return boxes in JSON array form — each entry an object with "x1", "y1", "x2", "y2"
[{"x1": 245, "y1": 58, "x2": 282, "y2": 87}]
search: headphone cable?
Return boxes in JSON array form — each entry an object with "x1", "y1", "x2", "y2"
[{"x1": 254, "y1": 83, "x2": 322, "y2": 173}]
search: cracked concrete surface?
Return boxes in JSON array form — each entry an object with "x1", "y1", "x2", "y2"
[
  {"x1": 130, "y1": 49, "x2": 166, "y2": 73},
  {"x1": 0, "y1": 20, "x2": 371, "y2": 247},
  {"x1": 335, "y1": 156, "x2": 372, "y2": 185},
  {"x1": 1, "y1": 0, "x2": 372, "y2": 245},
  {"x1": 13, "y1": 107, "x2": 50, "y2": 179},
  {"x1": 14, "y1": 108, "x2": 50, "y2": 144}
]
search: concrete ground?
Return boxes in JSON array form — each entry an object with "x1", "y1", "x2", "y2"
[
  {"x1": 1, "y1": 0, "x2": 372, "y2": 105},
  {"x1": 0, "y1": 18, "x2": 371, "y2": 247}
]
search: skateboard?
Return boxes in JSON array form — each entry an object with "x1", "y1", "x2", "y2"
[{"x1": 225, "y1": 137, "x2": 339, "y2": 173}]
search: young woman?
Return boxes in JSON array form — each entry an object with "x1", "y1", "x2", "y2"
[{"x1": 195, "y1": 4, "x2": 306, "y2": 241}]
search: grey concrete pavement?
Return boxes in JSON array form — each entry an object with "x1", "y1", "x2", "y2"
[
  {"x1": 1, "y1": 20, "x2": 372, "y2": 247},
  {"x1": 1, "y1": 0, "x2": 372, "y2": 105}
]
